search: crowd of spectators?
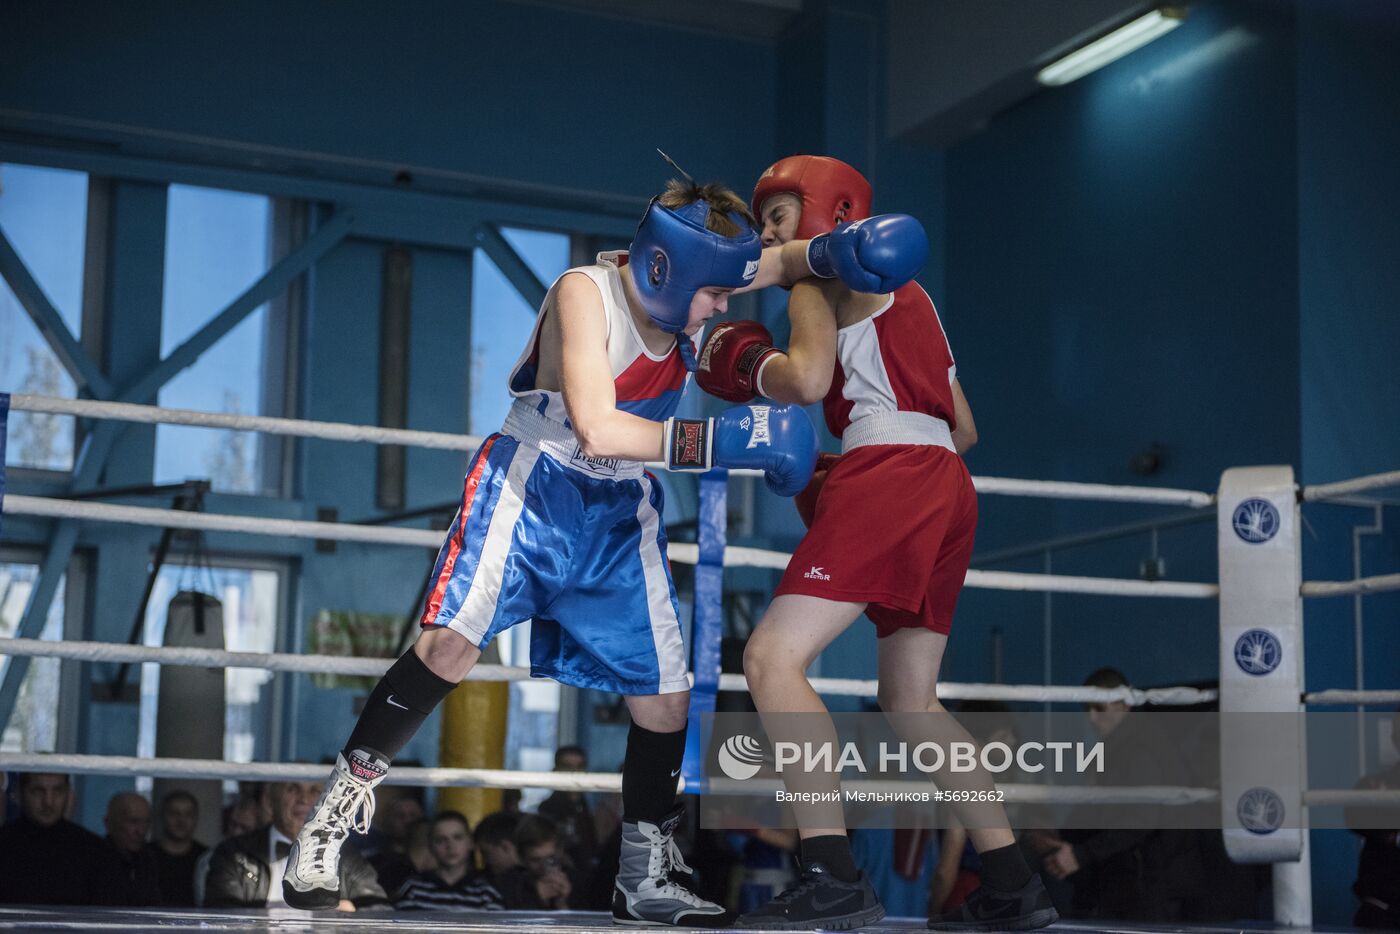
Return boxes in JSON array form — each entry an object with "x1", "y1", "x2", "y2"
[{"x1": 0, "y1": 694, "x2": 1393, "y2": 924}]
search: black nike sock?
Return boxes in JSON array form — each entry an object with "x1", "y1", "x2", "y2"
[
  {"x1": 621, "y1": 721, "x2": 687, "y2": 824},
  {"x1": 978, "y1": 841, "x2": 1033, "y2": 893},
  {"x1": 800, "y1": 834, "x2": 859, "y2": 883},
  {"x1": 343, "y1": 648, "x2": 457, "y2": 763}
]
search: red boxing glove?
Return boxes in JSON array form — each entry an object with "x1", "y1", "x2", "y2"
[
  {"x1": 794, "y1": 453, "x2": 842, "y2": 527},
  {"x1": 695, "y1": 320, "x2": 781, "y2": 404}
]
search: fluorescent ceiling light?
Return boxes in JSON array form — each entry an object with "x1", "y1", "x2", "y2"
[{"x1": 1038, "y1": 7, "x2": 1186, "y2": 86}]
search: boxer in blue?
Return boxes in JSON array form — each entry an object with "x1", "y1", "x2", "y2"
[{"x1": 283, "y1": 175, "x2": 819, "y2": 926}]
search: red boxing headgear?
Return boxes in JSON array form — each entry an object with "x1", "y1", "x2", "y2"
[{"x1": 751, "y1": 155, "x2": 873, "y2": 240}]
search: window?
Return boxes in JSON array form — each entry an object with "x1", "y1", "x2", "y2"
[
  {"x1": 154, "y1": 185, "x2": 275, "y2": 494},
  {"x1": 135, "y1": 561, "x2": 281, "y2": 794},
  {"x1": 0, "y1": 561, "x2": 66, "y2": 753},
  {"x1": 469, "y1": 227, "x2": 570, "y2": 435},
  {"x1": 0, "y1": 163, "x2": 89, "y2": 471}
]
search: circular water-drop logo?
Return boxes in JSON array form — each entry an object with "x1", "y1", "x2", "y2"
[
  {"x1": 1234, "y1": 628, "x2": 1282, "y2": 676},
  {"x1": 1237, "y1": 787, "x2": 1285, "y2": 834},
  {"x1": 717, "y1": 734, "x2": 765, "y2": 781},
  {"x1": 1232, "y1": 498, "x2": 1280, "y2": 544}
]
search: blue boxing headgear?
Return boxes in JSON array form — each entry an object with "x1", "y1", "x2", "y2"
[{"x1": 629, "y1": 197, "x2": 762, "y2": 333}]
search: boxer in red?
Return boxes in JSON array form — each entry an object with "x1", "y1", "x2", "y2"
[{"x1": 699, "y1": 156, "x2": 1057, "y2": 931}]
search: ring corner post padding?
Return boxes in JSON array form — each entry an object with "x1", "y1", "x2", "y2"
[
  {"x1": 682, "y1": 470, "x2": 727, "y2": 794},
  {"x1": 1217, "y1": 466, "x2": 1305, "y2": 867}
]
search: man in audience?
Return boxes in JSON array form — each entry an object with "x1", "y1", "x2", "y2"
[
  {"x1": 394, "y1": 811, "x2": 503, "y2": 910},
  {"x1": 538, "y1": 745, "x2": 602, "y2": 883},
  {"x1": 151, "y1": 790, "x2": 207, "y2": 906},
  {"x1": 1347, "y1": 707, "x2": 1400, "y2": 929},
  {"x1": 95, "y1": 791, "x2": 162, "y2": 905},
  {"x1": 474, "y1": 810, "x2": 522, "y2": 896},
  {"x1": 193, "y1": 795, "x2": 265, "y2": 905},
  {"x1": 366, "y1": 786, "x2": 427, "y2": 897},
  {"x1": 1027, "y1": 668, "x2": 1200, "y2": 921},
  {"x1": 494, "y1": 814, "x2": 573, "y2": 910},
  {"x1": 0, "y1": 772, "x2": 106, "y2": 905},
  {"x1": 205, "y1": 780, "x2": 386, "y2": 910}
]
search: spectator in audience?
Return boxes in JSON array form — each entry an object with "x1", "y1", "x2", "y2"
[
  {"x1": 493, "y1": 814, "x2": 573, "y2": 910},
  {"x1": 204, "y1": 780, "x2": 386, "y2": 910},
  {"x1": 474, "y1": 810, "x2": 522, "y2": 894},
  {"x1": 366, "y1": 789, "x2": 427, "y2": 896},
  {"x1": 538, "y1": 745, "x2": 601, "y2": 881},
  {"x1": 151, "y1": 790, "x2": 207, "y2": 907},
  {"x1": 0, "y1": 773, "x2": 106, "y2": 905},
  {"x1": 394, "y1": 811, "x2": 504, "y2": 911},
  {"x1": 94, "y1": 792, "x2": 162, "y2": 905},
  {"x1": 193, "y1": 795, "x2": 265, "y2": 906},
  {"x1": 1347, "y1": 707, "x2": 1400, "y2": 929},
  {"x1": 1026, "y1": 668, "x2": 1200, "y2": 921},
  {"x1": 403, "y1": 817, "x2": 437, "y2": 875}
]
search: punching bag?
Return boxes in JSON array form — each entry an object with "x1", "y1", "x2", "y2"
[{"x1": 154, "y1": 591, "x2": 226, "y2": 847}]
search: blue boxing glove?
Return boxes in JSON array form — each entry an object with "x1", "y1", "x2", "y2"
[
  {"x1": 663, "y1": 403, "x2": 819, "y2": 497},
  {"x1": 806, "y1": 214, "x2": 930, "y2": 293}
]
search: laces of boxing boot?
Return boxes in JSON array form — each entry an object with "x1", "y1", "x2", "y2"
[
  {"x1": 300, "y1": 777, "x2": 376, "y2": 874},
  {"x1": 331, "y1": 777, "x2": 377, "y2": 835}
]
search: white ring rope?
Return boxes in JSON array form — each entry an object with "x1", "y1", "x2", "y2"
[
  {"x1": 972, "y1": 476, "x2": 1214, "y2": 508},
  {"x1": 8, "y1": 393, "x2": 1214, "y2": 505},
  {"x1": 715, "y1": 671, "x2": 1216, "y2": 705},
  {"x1": 0, "y1": 753, "x2": 1208, "y2": 803},
  {"x1": 9, "y1": 393, "x2": 487, "y2": 452},
  {"x1": 0, "y1": 638, "x2": 1222, "y2": 705},
  {"x1": 2, "y1": 496, "x2": 1219, "y2": 598},
  {"x1": 6, "y1": 494, "x2": 444, "y2": 548},
  {"x1": 2, "y1": 753, "x2": 1395, "y2": 809},
  {"x1": 1300, "y1": 573, "x2": 1400, "y2": 598},
  {"x1": 0, "y1": 637, "x2": 528, "y2": 681},
  {"x1": 1302, "y1": 469, "x2": 1400, "y2": 502},
  {"x1": 1303, "y1": 689, "x2": 1400, "y2": 705}
]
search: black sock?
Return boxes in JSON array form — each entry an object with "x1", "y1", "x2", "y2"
[
  {"x1": 621, "y1": 721, "x2": 687, "y2": 824},
  {"x1": 978, "y1": 841, "x2": 1033, "y2": 892},
  {"x1": 800, "y1": 834, "x2": 859, "y2": 883},
  {"x1": 343, "y1": 648, "x2": 457, "y2": 763}
]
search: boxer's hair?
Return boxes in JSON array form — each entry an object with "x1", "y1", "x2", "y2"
[{"x1": 657, "y1": 179, "x2": 756, "y2": 238}]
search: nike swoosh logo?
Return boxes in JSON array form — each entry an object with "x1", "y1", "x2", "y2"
[
  {"x1": 386, "y1": 695, "x2": 409, "y2": 710},
  {"x1": 670, "y1": 768, "x2": 682, "y2": 777},
  {"x1": 810, "y1": 892, "x2": 859, "y2": 913}
]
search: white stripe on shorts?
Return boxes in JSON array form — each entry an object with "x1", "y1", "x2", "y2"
[
  {"x1": 446, "y1": 443, "x2": 541, "y2": 643},
  {"x1": 636, "y1": 474, "x2": 690, "y2": 693}
]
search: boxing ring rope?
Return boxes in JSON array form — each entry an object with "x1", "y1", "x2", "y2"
[
  {"x1": 9, "y1": 393, "x2": 1215, "y2": 504},
  {"x1": 7, "y1": 636, "x2": 1395, "y2": 706},
  {"x1": 0, "y1": 637, "x2": 1229, "y2": 705},
  {"x1": 1300, "y1": 468, "x2": 1400, "y2": 502},
  {"x1": 13, "y1": 492, "x2": 1398, "y2": 598},
  {"x1": 0, "y1": 752, "x2": 1394, "y2": 810},
  {"x1": 1, "y1": 494, "x2": 1223, "y2": 599}
]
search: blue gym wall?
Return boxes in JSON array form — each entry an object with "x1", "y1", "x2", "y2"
[{"x1": 2, "y1": 0, "x2": 1397, "y2": 921}]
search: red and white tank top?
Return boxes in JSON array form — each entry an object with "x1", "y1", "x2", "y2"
[
  {"x1": 508, "y1": 252, "x2": 690, "y2": 426},
  {"x1": 823, "y1": 282, "x2": 958, "y2": 438}
]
